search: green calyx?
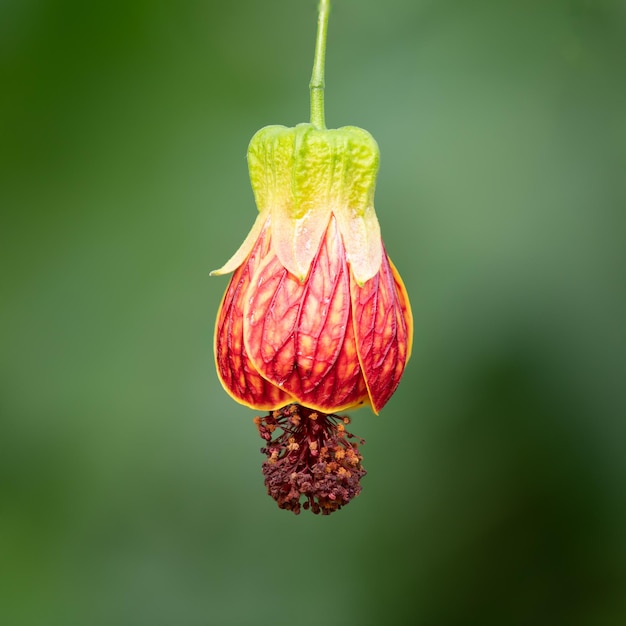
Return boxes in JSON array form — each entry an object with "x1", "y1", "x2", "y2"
[
  {"x1": 246, "y1": 123, "x2": 383, "y2": 285},
  {"x1": 248, "y1": 123, "x2": 379, "y2": 220}
]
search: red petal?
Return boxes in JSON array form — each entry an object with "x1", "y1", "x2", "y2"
[
  {"x1": 351, "y1": 250, "x2": 410, "y2": 413},
  {"x1": 214, "y1": 222, "x2": 293, "y2": 410},
  {"x1": 245, "y1": 216, "x2": 368, "y2": 412}
]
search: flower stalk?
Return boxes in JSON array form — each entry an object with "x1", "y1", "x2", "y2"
[{"x1": 310, "y1": 0, "x2": 330, "y2": 129}]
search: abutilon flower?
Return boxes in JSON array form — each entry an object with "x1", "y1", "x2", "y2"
[
  {"x1": 211, "y1": 0, "x2": 413, "y2": 515},
  {"x1": 213, "y1": 124, "x2": 412, "y2": 415}
]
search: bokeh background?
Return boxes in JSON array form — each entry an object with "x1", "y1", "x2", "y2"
[{"x1": 2, "y1": 0, "x2": 625, "y2": 624}]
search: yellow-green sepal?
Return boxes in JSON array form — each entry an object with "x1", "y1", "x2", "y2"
[{"x1": 246, "y1": 123, "x2": 383, "y2": 284}]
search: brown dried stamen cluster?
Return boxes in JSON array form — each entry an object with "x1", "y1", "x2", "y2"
[{"x1": 254, "y1": 404, "x2": 366, "y2": 515}]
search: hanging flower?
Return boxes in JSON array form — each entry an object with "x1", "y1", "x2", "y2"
[
  {"x1": 211, "y1": 0, "x2": 413, "y2": 515},
  {"x1": 212, "y1": 124, "x2": 413, "y2": 416}
]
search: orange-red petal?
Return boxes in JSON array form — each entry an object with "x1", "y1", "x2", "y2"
[
  {"x1": 214, "y1": 220, "x2": 293, "y2": 410},
  {"x1": 244, "y1": 216, "x2": 369, "y2": 413},
  {"x1": 351, "y1": 250, "x2": 411, "y2": 414}
]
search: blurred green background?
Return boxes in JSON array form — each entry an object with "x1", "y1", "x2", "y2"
[{"x1": 1, "y1": 0, "x2": 625, "y2": 624}]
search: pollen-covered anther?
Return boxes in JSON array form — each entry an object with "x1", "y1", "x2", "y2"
[{"x1": 256, "y1": 404, "x2": 366, "y2": 515}]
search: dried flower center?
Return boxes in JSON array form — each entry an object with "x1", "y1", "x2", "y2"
[{"x1": 254, "y1": 404, "x2": 366, "y2": 515}]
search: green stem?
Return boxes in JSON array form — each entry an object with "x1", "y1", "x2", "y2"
[{"x1": 310, "y1": 0, "x2": 330, "y2": 129}]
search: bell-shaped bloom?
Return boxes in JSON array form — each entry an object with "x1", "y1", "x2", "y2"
[{"x1": 212, "y1": 124, "x2": 412, "y2": 415}]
